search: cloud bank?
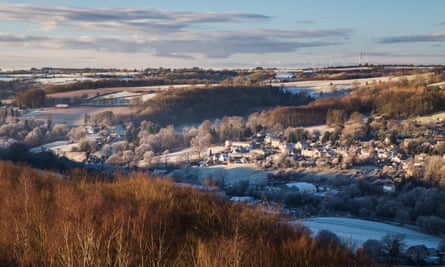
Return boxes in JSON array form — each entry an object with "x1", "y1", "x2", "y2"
[
  {"x1": 0, "y1": 4, "x2": 352, "y2": 59},
  {"x1": 380, "y1": 31, "x2": 445, "y2": 43}
]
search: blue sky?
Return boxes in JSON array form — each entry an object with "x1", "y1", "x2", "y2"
[{"x1": 1, "y1": 0, "x2": 444, "y2": 69}]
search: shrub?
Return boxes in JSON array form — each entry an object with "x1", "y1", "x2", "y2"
[{"x1": 0, "y1": 161, "x2": 371, "y2": 266}]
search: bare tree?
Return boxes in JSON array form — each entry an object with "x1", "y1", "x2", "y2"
[
  {"x1": 246, "y1": 112, "x2": 261, "y2": 135},
  {"x1": 315, "y1": 230, "x2": 341, "y2": 249},
  {"x1": 24, "y1": 128, "x2": 43, "y2": 146},
  {"x1": 182, "y1": 127, "x2": 199, "y2": 147},
  {"x1": 362, "y1": 239, "x2": 383, "y2": 259},
  {"x1": 143, "y1": 151, "x2": 154, "y2": 167},
  {"x1": 424, "y1": 155, "x2": 445, "y2": 186},
  {"x1": 135, "y1": 143, "x2": 153, "y2": 160},
  {"x1": 78, "y1": 138, "x2": 96, "y2": 152},
  {"x1": 159, "y1": 125, "x2": 179, "y2": 150},
  {"x1": 105, "y1": 152, "x2": 126, "y2": 165},
  {"x1": 91, "y1": 111, "x2": 116, "y2": 126},
  {"x1": 47, "y1": 123, "x2": 70, "y2": 141},
  {"x1": 381, "y1": 233, "x2": 405, "y2": 262},
  {"x1": 218, "y1": 116, "x2": 245, "y2": 141},
  {"x1": 68, "y1": 126, "x2": 87, "y2": 141},
  {"x1": 340, "y1": 120, "x2": 364, "y2": 146},
  {"x1": 112, "y1": 141, "x2": 129, "y2": 154},
  {"x1": 123, "y1": 150, "x2": 136, "y2": 167},
  {"x1": 191, "y1": 133, "x2": 212, "y2": 159}
]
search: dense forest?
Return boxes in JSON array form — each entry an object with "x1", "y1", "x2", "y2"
[
  {"x1": 0, "y1": 161, "x2": 371, "y2": 266},
  {"x1": 137, "y1": 85, "x2": 314, "y2": 126}
]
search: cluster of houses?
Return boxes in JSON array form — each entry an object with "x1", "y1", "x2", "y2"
[
  {"x1": 194, "y1": 124, "x2": 444, "y2": 196},
  {"x1": 199, "y1": 132, "x2": 385, "y2": 169},
  {"x1": 22, "y1": 112, "x2": 444, "y2": 201}
]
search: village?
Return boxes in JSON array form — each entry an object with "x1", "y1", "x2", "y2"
[
  {"x1": 2, "y1": 1, "x2": 445, "y2": 265},
  {"x1": 10, "y1": 105, "x2": 443, "y2": 204},
  {"x1": 1, "y1": 68, "x2": 445, "y2": 265},
  {"x1": 6, "y1": 107, "x2": 443, "y2": 264}
]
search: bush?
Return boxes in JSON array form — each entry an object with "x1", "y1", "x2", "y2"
[
  {"x1": 362, "y1": 239, "x2": 383, "y2": 259},
  {"x1": 316, "y1": 230, "x2": 341, "y2": 249}
]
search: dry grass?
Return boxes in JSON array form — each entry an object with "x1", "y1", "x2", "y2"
[{"x1": 0, "y1": 161, "x2": 372, "y2": 266}]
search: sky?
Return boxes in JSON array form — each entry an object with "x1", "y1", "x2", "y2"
[{"x1": 1, "y1": 0, "x2": 444, "y2": 70}]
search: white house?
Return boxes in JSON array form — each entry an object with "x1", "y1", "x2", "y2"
[
  {"x1": 219, "y1": 153, "x2": 230, "y2": 162},
  {"x1": 383, "y1": 183, "x2": 396, "y2": 193},
  {"x1": 230, "y1": 141, "x2": 252, "y2": 152},
  {"x1": 301, "y1": 148, "x2": 321, "y2": 158},
  {"x1": 55, "y1": 104, "x2": 69, "y2": 109},
  {"x1": 295, "y1": 141, "x2": 309, "y2": 150},
  {"x1": 265, "y1": 135, "x2": 282, "y2": 148},
  {"x1": 279, "y1": 143, "x2": 297, "y2": 154}
]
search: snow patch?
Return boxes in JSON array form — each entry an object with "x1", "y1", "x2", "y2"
[{"x1": 297, "y1": 217, "x2": 441, "y2": 249}]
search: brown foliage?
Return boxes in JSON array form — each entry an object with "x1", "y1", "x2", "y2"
[
  {"x1": 266, "y1": 74, "x2": 445, "y2": 128},
  {"x1": 269, "y1": 107, "x2": 327, "y2": 128},
  {"x1": 16, "y1": 89, "x2": 46, "y2": 109},
  {"x1": 0, "y1": 161, "x2": 372, "y2": 266}
]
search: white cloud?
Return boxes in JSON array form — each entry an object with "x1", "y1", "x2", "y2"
[
  {"x1": 380, "y1": 31, "x2": 445, "y2": 43},
  {"x1": 0, "y1": 4, "x2": 271, "y2": 34},
  {"x1": 0, "y1": 29, "x2": 348, "y2": 59},
  {"x1": 0, "y1": 3, "x2": 353, "y2": 64}
]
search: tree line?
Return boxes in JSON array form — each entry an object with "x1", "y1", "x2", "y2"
[
  {"x1": 0, "y1": 80, "x2": 34, "y2": 99},
  {"x1": 15, "y1": 89, "x2": 46, "y2": 109}
]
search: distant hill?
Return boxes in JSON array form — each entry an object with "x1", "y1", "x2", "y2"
[
  {"x1": 136, "y1": 85, "x2": 313, "y2": 126},
  {"x1": 263, "y1": 72, "x2": 445, "y2": 128}
]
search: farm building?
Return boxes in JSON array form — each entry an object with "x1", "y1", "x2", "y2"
[
  {"x1": 275, "y1": 72, "x2": 294, "y2": 80},
  {"x1": 55, "y1": 104, "x2": 69, "y2": 109}
]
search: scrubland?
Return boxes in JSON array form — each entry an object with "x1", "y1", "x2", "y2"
[{"x1": 0, "y1": 161, "x2": 370, "y2": 267}]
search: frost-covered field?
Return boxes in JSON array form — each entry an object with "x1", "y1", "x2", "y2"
[
  {"x1": 153, "y1": 145, "x2": 269, "y2": 185},
  {"x1": 47, "y1": 84, "x2": 211, "y2": 99},
  {"x1": 299, "y1": 217, "x2": 441, "y2": 249},
  {"x1": 169, "y1": 164, "x2": 268, "y2": 185},
  {"x1": 20, "y1": 106, "x2": 136, "y2": 126},
  {"x1": 414, "y1": 111, "x2": 445, "y2": 124},
  {"x1": 274, "y1": 75, "x2": 417, "y2": 98}
]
